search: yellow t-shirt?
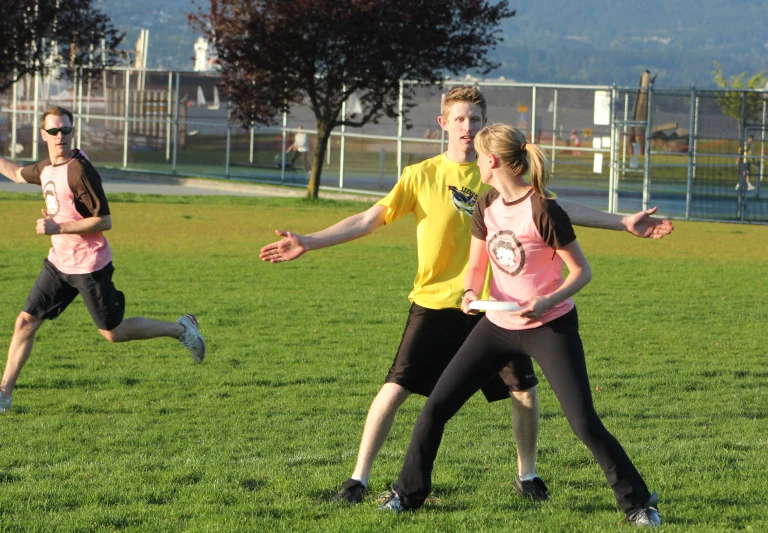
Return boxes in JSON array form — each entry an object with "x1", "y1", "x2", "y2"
[{"x1": 377, "y1": 153, "x2": 491, "y2": 310}]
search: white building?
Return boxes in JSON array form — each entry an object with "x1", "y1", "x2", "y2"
[{"x1": 194, "y1": 37, "x2": 216, "y2": 72}]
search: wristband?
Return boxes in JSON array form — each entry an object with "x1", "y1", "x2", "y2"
[{"x1": 462, "y1": 288, "x2": 477, "y2": 297}]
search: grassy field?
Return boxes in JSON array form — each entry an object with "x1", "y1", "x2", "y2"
[{"x1": 0, "y1": 193, "x2": 767, "y2": 532}]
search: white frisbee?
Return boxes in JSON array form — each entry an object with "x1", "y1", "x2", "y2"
[{"x1": 468, "y1": 300, "x2": 522, "y2": 312}]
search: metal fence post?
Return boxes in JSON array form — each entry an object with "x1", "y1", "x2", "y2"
[
  {"x1": 551, "y1": 89, "x2": 558, "y2": 175},
  {"x1": 685, "y1": 87, "x2": 696, "y2": 220},
  {"x1": 397, "y1": 80, "x2": 404, "y2": 180},
  {"x1": 249, "y1": 125, "x2": 254, "y2": 164},
  {"x1": 760, "y1": 101, "x2": 766, "y2": 194},
  {"x1": 608, "y1": 85, "x2": 617, "y2": 213},
  {"x1": 530, "y1": 85, "x2": 537, "y2": 142},
  {"x1": 76, "y1": 68, "x2": 83, "y2": 150},
  {"x1": 642, "y1": 81, "x2": 654, "y2": 211},
  {"x1": 340, "y1": 97, "x2": 347, "y2": 189},
  {"x1": 172, "y1": 72, "x2": 180, "y2": 174},
  {"x1": 225, "y1": 123, "x2": 231, "y2": 178},
  {"x1": 166, "y1": 72, "x2": 172, "y2": 161},
  {"x1": 737, "y1": 90, "x2": 748, "y2": 220},
  {"x1": 33, "y1": 70, "x2": 40, "y2": 161},
  {"x1": 11, "y1": 70, "x2": 18, "y2": 159},
  {"x1": 123, "y1": 70, "x2": 130, "y2": 169},
  {"x1": 280, "y1": 111, "x2": 287, "y2": 182}
]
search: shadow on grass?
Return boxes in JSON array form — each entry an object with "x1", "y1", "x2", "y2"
[
  {"x1": 570, "y1": 501, "x2": 619, "y2": 514},
  {"x1": 224, "y1": 376, "x2": 338, "y2": 388},
  {"x1": 241, "y1": 477, "x2": 267, "y2": 492},
  {"x1": 0, "y1": 472, "x2": 20, "y2": 484},
  {"x1": 23, "y1": 377, "x2": 110, "y2": 390}
]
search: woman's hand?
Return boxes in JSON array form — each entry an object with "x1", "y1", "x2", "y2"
[
  {"x1": 461, "y1": 289, "x2": 479, "y2": 315},
  {"x1": 514, "y1": 296, "x2": 553, "y2": 322}
]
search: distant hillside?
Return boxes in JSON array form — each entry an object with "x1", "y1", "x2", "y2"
[
  {"x1": 96, "y1": 0, "x2": 767, "y2": 87},
  {"x1": 493, "y1": 0, "x2": 768, "y2": 87}
]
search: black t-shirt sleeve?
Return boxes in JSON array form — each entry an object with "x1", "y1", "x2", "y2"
[
  {"x1": 19, "y1": 159, "x2": 51, "y2": 185},
  {"x1": 472, "y1": 189, "x2": 499, "y2": 239},
  {"x1": 67, "y1": 160, "x2": 110, "y2": 218},
  {"x1": 532, "y1": 194, "x2": 576, "y2": 249}
]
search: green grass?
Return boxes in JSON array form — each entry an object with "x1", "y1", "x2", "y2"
[{"x1": 0, "y1": 194, "x2": 767, "y2": 532}]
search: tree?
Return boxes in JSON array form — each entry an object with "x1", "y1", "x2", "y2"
[
  {"x1": 190, "y1": 0, "x2": 515, "y2": 199},
  {"x1": 0, "y1": 0, "x2": 123, "y2": 93},
  {"x1": 712, "y1": 61, "x2": 767, "y2": 140}
]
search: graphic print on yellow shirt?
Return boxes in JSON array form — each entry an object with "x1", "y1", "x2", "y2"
[{"x1": 376, "y1": 153, "x2": 491, "y2": 310}]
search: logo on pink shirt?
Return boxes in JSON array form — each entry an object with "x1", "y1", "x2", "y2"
[{"x1": 488, "y1": 230, "x2": 526, "y2": 276}]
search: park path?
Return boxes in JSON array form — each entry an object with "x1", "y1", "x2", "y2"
[{"x1": 0, "y1": 168, "x2": 381, "y2": 203}]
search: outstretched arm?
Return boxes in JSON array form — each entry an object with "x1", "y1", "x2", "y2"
[
  {"x1": 558, "y1": 200, "x2": 673, "y2": 239},
  {"x1": 259, "y1": 204, "x2": 388, "y2": 263},
  {"x1": 0, "y1": 156, "x2": 26, "y2": 184}
]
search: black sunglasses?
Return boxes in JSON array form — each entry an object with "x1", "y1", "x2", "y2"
[{"x1": 44, "y1": 127, "x2": 73, "y2": 135}]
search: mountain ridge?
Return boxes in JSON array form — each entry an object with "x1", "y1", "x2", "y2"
[{"x1": 97, "y1": 0, "x2": 767, "y2": 88}]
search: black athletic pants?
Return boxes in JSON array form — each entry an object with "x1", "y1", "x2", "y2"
[{"x1": 393, "y1": 308, "x2": 651, "y2": 515}]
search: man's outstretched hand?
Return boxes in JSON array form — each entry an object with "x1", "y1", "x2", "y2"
[
  {"x1": 259, "y1": 230, "x2": 308, "y2": 263},
  {"x1": 623, "y1": 207, "x2": 674, "y2": 239}
]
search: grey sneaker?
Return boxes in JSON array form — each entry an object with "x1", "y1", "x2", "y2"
[
  {"x1": 377, "y1": 487, "x2": 404, "y2": 513},
  {"x1": 513, "y1": 475, "x2": 550, "y2": 501},
  {"x1": 626, "y1": 491, "x2": 662, "y2": 528},
  {"x1": 0, "y1": 391, "x2": 11, "y2": 412},
  {"x1": 332, "y1": 478, "x2": 367, "y2": 504},
  {"x1": 177, "y1": 314, "x2": 206, "y2": 363}
]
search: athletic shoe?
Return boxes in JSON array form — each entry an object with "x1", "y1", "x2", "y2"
[
  {"x1": 177, "y1": 314, "x2": 206, "y2": 363},
  {"x1": 0, "y1": 391, "x2": 11, "y2": 412},
  {"x1": 513, "y1": 475, "x2": 550, "y2": 501},
  {"x1": 626, "y1": 491, "x2": 662, "y2": 528},
  {"x1": 377, "y1": 486, "x2": 404, "y2": 513},
  {"x1": 332, "y1": 478, "x2": 367, "y2": 504}
]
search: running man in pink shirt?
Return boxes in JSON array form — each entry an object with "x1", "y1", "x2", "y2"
[
  {"x1": 380, "y1": 124, "x2": 661, "y2": 527},
  {"x1": 0, "y1": 106, "x2": 206, "y2": 413}
]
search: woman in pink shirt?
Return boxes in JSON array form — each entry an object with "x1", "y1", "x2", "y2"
[{"x1": 381, "y1": 124, "x2": 661, "y2": 528}]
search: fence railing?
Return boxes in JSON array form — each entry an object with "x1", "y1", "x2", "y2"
[{"x1": 1, "y1": 68, "x2": 767, "y2": 222}]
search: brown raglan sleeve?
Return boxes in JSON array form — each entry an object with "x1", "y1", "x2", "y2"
[
  {"x1": 532, "y1": 194, "x2": 576, "y2": 249},
  {"x1": 68, "y1": 161, "x2": 110, "y2": 218},
  {"x1": 19, "y1": 159, "x2": 51, "y2": 185},
  {"x1": 472, "y1": 190, "x2": 497, "y2": 239}
]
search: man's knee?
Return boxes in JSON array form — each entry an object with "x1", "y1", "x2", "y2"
[
  {"x1": 511, "y1": 386, "x2": 538, "y2": 408},
  {"x1": 375, "y1": 382, "x2": 411, "y2": 410},
  {"x1": 14, "y1": 312, "x2": 43, "y2": 337}
]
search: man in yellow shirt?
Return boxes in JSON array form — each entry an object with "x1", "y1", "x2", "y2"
[{"x1": 259, "y1": 86, "x2": 673, "y2": 504}]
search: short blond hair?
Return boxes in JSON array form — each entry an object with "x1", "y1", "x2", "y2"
[
  {"x1": 41, "y1": 106, "x2": 74, "y2": 129},
  {"x1": 441, "y1": 86, "x2": 487, "y2": 119}
]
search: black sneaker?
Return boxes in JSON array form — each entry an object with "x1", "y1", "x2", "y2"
[
  {"x1": 332, "y1": 478, "x2": 367, "y2": 504},
  {"x1": 626, "y1": 491, "x2": 662, "y2": 528},
  {"x1": 513, "y1": 475, "x2": 550, "y2": 501}
]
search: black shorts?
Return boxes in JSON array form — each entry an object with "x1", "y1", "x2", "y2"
[
  {"x1": 23, "y1": 259, "x2": 125, "y2": 331},
  {"x1": 384, "y1": 303, "x2": 539, "y2": 402}
]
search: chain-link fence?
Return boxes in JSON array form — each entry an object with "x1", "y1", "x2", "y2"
[{"x1": 1, "y1": 68, "x2": 766, "y2": 222}]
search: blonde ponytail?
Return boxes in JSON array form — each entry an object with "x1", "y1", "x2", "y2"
[
  {"x1": 523, "y1": 143, "x2": 551, "y2": 197},
  {"x1": 474, "y1": 124, "x2": 551, "y2": 197}
]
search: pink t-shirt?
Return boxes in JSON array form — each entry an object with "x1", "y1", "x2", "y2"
[
  {"x1": 21, "y1": 150, "x2": 113, "y2": 275},
  {"x1": 472, "y1": 188, "x2": 576, "y2": 330}
]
